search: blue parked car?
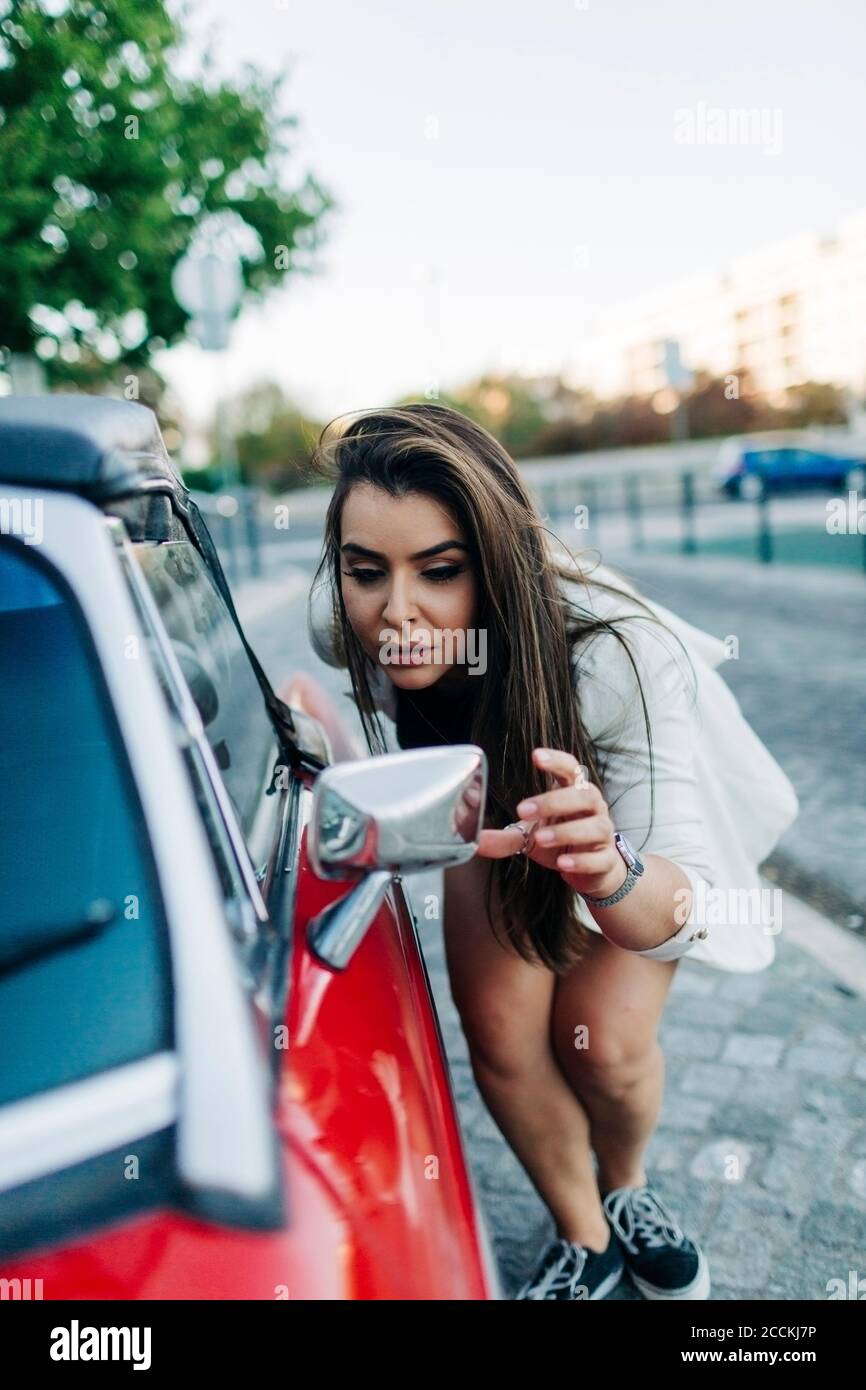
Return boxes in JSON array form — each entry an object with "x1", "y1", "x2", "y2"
[{"x1": 713, "y1": 433, "x2": 866, "y2": 499}]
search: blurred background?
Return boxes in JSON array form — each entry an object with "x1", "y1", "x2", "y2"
[
  {"x1": 3, "y1": 0, "x2": 866, "y2": 1299},
  {"x1": 4, "y1": 0, "x2": 862, "y2": 918}
]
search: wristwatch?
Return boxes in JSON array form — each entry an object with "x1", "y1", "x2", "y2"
[{"x1": 583, "y1": 832, "x2": 645, "y2": 908}]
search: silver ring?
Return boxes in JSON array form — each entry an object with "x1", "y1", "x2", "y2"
[{"x1": 506, "y1": 821, "x2": 532, "y2": 856}]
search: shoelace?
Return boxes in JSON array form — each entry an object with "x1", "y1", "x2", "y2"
[
  {"x1": 603, "y1": 1186, "x2": 685, "y2": 1255},
  {"x1": 517, "y1": 1237, "x2": 589, "y2": 1300}
]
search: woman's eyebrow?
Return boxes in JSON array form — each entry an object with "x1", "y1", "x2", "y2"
[{"x1": 341, "y1": 540, "x2": 469, "y2": 561}]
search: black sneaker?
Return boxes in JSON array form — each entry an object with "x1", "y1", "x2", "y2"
[
  {"x1": 514, "y1": 1230, "x2": 625, "y2": 1300},
  {"x1": 602, "y1": 1184, "x2": 710, "y2": 1300}
]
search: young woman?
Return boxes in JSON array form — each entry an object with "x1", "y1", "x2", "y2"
[{"x1": 306, "y1": 402, "x2": 799, "y2": 1301}]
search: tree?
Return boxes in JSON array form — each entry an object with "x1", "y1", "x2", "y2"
[
  {"x1": 220, "y1": 379, "x2": 321, "y2": 492},
  {"x1": 779, "y1": 380, "x2": 847, "y2": 428},
  {"x1": 447, "y1": 373, "x2": 550, "y2": 458},
  {"x1": 0, "y1": 0, "x2": 332, "y2": 390}
]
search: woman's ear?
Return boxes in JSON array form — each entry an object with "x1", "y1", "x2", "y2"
[{"x1": 307, "y1": 577, "x2": 346, "y2": 668}]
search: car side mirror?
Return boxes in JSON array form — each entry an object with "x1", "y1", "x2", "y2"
[
  {"x1": 307, "y1": 745, "x2": 487, "y2": 969},
  {"x1": 309, "y1": 744, "x2": 486, "y2": 879}
]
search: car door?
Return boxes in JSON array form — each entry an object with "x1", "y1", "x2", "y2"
[
  {"x1": 126, "y1": 525, "x2": 499, "y2": 1298},
  {"x1": 0, "y1": 535, "x2": 179, "y2": 1272}
]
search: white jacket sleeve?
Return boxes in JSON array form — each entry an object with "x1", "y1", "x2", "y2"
[{"x1": 575, "y1": 613, "x2": 718, "y2": 961}]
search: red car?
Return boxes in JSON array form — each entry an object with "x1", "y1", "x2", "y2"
[{"x1": 0, "y1": 394, "x2": 500, "y2": 1300}]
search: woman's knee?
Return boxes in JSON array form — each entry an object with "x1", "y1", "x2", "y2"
[
  {"x1": 556, "y1": 1020, "x2": 662, "y2": 1095},
  {"x1": 452, "y1": 981, "x2": 551, "y2": 1082},
  {"x1": 550, "y1": 934, "x2": 675, "y2": 1091}
]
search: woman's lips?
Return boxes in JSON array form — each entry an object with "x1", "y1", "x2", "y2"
[{"x1": 392, "y1": 645, "x2": 429, "y2": 666}]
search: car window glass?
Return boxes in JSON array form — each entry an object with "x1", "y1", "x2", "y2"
[
  {"x1": 0, "y1": 541, "x2": 173, "y2": 1107},
  {"x1": 133, "y1": 541, "x2": 279, "y2": 846}
]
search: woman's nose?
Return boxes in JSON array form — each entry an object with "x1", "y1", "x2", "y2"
[{"x1": 381, "y1": 577, "x2": 419, "y2": 629}]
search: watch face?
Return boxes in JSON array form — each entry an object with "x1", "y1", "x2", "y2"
[{"x1": 615, "y1": 833, "x2": 639, "y2": 870}]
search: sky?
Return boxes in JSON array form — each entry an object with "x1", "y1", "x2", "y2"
[{"x1": 157, "y1": 0, "x2": 866, "y2": 427}]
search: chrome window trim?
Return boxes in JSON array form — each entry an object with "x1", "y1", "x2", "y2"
[
  {"x1": 279, "y1": 777, "x2": 310, "y2": 935},
  {"x1": 264, "y1": 777, "x2": 311, "y2": 1034},
  {"x1": 0, "y1": 1053, "x2": 178, "y2": 1195}
]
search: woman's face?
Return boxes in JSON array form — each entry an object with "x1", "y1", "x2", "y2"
[{"x1": 338, "y1": 482, "x2": 478, "y2": 693}]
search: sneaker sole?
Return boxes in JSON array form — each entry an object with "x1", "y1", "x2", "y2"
[{"x1": 629, "y1": 1248, "x2": 711, "y2": 1301}]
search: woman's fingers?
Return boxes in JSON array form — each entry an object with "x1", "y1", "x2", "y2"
[
  {"x1": 516, "y1": 749, "x2": 594, "y2": 819},
  {"x1": 532, "y1": 815, "x2": 613, "y2": 850},
  {"x1": 555, "y1": 847, "x2": 614, "y2": 875},
  {"x1": 476, "y1": 823, "x2": 533, "y2": 859},
  {"x1": 516, "y1": 783, "x2": 603, "y2": 820},
  {"x1": 531, "y1": 747, "x2": 588, "y2": 787},
  {"x1": 475, "y1": 749, "x2": 612, "y2": 872}
]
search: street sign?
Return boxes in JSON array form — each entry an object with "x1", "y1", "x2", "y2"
[
  {"x1": 661, "y1": 339, "x2": 694, "y2": 391},
  {"x1": 171, "y1": 251, "x2": 243, "y2": 351}
]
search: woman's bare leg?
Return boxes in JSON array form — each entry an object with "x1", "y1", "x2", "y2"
[
  {"x1": 550, "y1": 933, "x2": 679, "y2": 1192},
  {"x1": 442, "y1": 856, "x2": 610, "y2": 1249}
]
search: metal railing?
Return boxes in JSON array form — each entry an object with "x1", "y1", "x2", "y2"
[
  {"x1": 190, "y1": 487, "x2": 268, "y2": 585},
  {"x1": 529, "y1": 469, "x2": 866, "y2": 575}
]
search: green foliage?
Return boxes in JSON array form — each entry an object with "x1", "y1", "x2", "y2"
[
  {"x1": 396, "y1": 376, "x2": 551, "y2": 459},
  {"x1": 0, "y1": 0, "x2": 332, "y2": 388},
  {"x1": 216, "y1": 378, "x2": 322, "y2": 492}
]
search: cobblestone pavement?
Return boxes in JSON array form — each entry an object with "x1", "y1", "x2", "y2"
[{"x1": 238, "y1": 554, "x2": 866, "y2": 1302}]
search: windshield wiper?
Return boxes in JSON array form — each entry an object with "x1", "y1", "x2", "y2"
[{"x1": 0, "y1": 899, "x2": 118, "y2": 977}]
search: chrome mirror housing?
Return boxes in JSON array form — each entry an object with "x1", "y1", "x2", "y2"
[
  {"x1": 309, "y1": 744, "x2": 487, "y2": 880},
  {"x1": 306, "y1": 745, "x2": 488, "y2": 970}
]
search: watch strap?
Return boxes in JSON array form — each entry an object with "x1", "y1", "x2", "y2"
[
  {"x1": 584, "y1": 863, "x2": 641, "y2": 909},
  {"x1": 584, "y1": 832, "x2": 645, "y2": 908}
]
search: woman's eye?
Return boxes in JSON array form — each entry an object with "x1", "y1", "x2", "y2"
[
  {"x1": 342, "y1": 568, "x2": 383, "y2": 584},
  {"x1": 423, "y1": 565, "x2": 463, "y2": 583},
  {"x1": 342, "y1": 564, "x2": 462, "y2": 585}
]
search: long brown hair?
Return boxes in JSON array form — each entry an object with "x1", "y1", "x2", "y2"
[{"x1": 309, "y1": 402, "x2": 696, "y2": 975}]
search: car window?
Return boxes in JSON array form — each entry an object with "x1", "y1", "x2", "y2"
[
  {"x1": 0, "y1": 541, "x2": 173, "y2": 1107},
  {"x1": 133, "y1": 540, "x2": 279, "y2": 848}
]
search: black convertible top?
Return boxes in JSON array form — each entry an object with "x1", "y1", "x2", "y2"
[{"x1": 0, "y1": 394, "x2": 185, "y2": 497}]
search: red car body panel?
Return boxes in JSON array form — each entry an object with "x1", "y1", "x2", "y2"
[{"x1": 281, "y1": 781, "x2": 492, "y2": 1298}]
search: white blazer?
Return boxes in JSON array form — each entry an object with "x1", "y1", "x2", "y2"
[
  {"x1": 553, "y1": 555, "x2": 799, "y2": 971},
  {"x1": 307, "y1": 556, "x2": 800, "y2": 973}
]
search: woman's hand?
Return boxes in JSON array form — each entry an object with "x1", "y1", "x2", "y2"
[{"x1": 476, "y1": 747, "x2": 627, "y2": 900}]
